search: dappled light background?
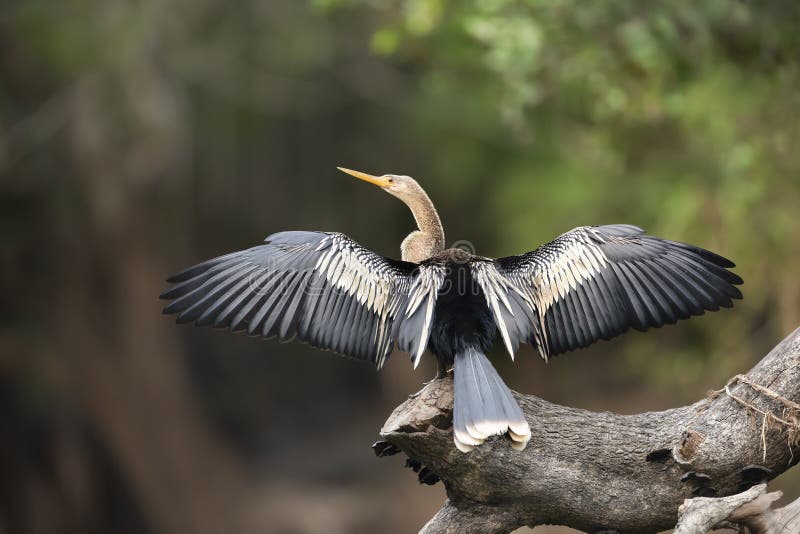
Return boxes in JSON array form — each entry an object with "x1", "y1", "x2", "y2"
[{"x1": 2, "y1": 1, "x2": 799, "y2": 533}]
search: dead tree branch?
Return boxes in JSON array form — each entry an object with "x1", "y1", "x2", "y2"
[
  {"x1": 379, "y1": 328, "x2": 800, "y2": 533},
  {"x1": 675, "y1": 483, "x2": 780, "y2": 533},
  {"x1": 675, "y1": 482, "x2": 800, "y2": 533},
  {"x1": 675, "y1": 484, "x2": 800, "y2": 534}
]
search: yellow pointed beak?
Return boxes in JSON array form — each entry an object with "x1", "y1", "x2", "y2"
[{"x1": 337, "y1": 167, "x2": 392, "y2": 188}]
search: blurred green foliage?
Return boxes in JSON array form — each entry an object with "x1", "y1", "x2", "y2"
[{"x1": 2, "y1": 1, "x2": 800, "y2": 532}]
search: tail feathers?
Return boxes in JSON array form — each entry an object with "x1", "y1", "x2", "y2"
[{"x1": 453, "y1": 348, "x2": 531, "y2": 453}]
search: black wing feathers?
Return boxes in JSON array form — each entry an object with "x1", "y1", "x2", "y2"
[
  {"x1": 491, "y1": 225, "x2": 742, "y2": 359},
  {"x1": 160, "y1": 231, "x2": 415, "y2": 367},
  {"x1": 163, "y1": 224, "x2": 743, "y2": 367}
]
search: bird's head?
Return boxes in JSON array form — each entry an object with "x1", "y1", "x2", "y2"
[
  {"x1": 337, "y1": 167, "x2": 422, "y2": 203},
  {"x1": 337, "y1": 166, "x2": 444, "y2": 262}
]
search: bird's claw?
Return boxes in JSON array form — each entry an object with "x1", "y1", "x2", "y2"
[{"x1": 409, "y1": 370, "x2": 452, "y2": 399}]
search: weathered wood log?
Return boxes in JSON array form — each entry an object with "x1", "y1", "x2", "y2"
[
  {"x1": 379, "y1": 327, "x2": 800, "y2": 533},
  {"x1": 674, "y1": 482, "x2": 800, "y2": 533}
]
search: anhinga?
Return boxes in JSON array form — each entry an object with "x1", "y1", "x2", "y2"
[{"x1": 161, "y1": 168, "x2": 742, "y2": 452}]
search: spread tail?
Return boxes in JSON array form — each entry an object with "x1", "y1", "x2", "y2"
[{"x1": 453, "y1": 347, "x2": 530, "y2": 452}]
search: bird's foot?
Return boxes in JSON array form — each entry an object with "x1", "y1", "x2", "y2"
[
  {"x1": 409, "y1": 368, "x2": 453, "y2": 399},
  {"x1": 434, "y1": 364, "x2": 453, "y2": 380},
  {"x1": 408, "y1": 384, "x2": 427, "y2": 399}
]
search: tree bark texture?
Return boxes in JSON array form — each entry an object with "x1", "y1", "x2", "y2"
[{"x1": 380, "y1": 328, "x2": 800, "y2": 533}]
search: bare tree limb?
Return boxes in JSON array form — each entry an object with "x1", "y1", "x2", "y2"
[
  {"x1": 773, "y1": 495, "x2": 800, "y2": 533},
  {"x1": 675, "y1": 482, "x2": 800, "y2": 533},
  {"x1": 379, "y1": 328, "x2": 800, "y2": 533},
  {"x1": 675, "y1": 483, "x2": 780, "y2": 533}
]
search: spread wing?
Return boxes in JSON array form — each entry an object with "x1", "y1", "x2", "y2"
[
  {"x1": 474, "y1": 224, "x2": 743, "y2": 360},
  {"x1": 160, "y1": 231, "x2": 442, "y2": 368}
]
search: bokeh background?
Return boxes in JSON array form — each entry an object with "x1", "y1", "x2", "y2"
[{"x1": 2, "y1": 1, "x2": 799, "y2": 533}]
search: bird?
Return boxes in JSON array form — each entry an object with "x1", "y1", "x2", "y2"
[{"x1": 160, "y1": 168, "x2": 743, "y2": 453}]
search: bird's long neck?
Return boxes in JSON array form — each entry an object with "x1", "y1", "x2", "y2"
[
  {"x1": 408, "y1": 191, "x2": 445, "y2": 245},
  {"x1": 400, "y1": 187, "x2": 445, "y2": 263}
]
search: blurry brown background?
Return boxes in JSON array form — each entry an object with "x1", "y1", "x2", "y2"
[{"x1": 1, "y1": 1, "x2": 799, "y2": 533}]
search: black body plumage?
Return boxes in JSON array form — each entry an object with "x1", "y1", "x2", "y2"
[{"x1": 426, "y1": 250, "x2": 496, "y2": 369}]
